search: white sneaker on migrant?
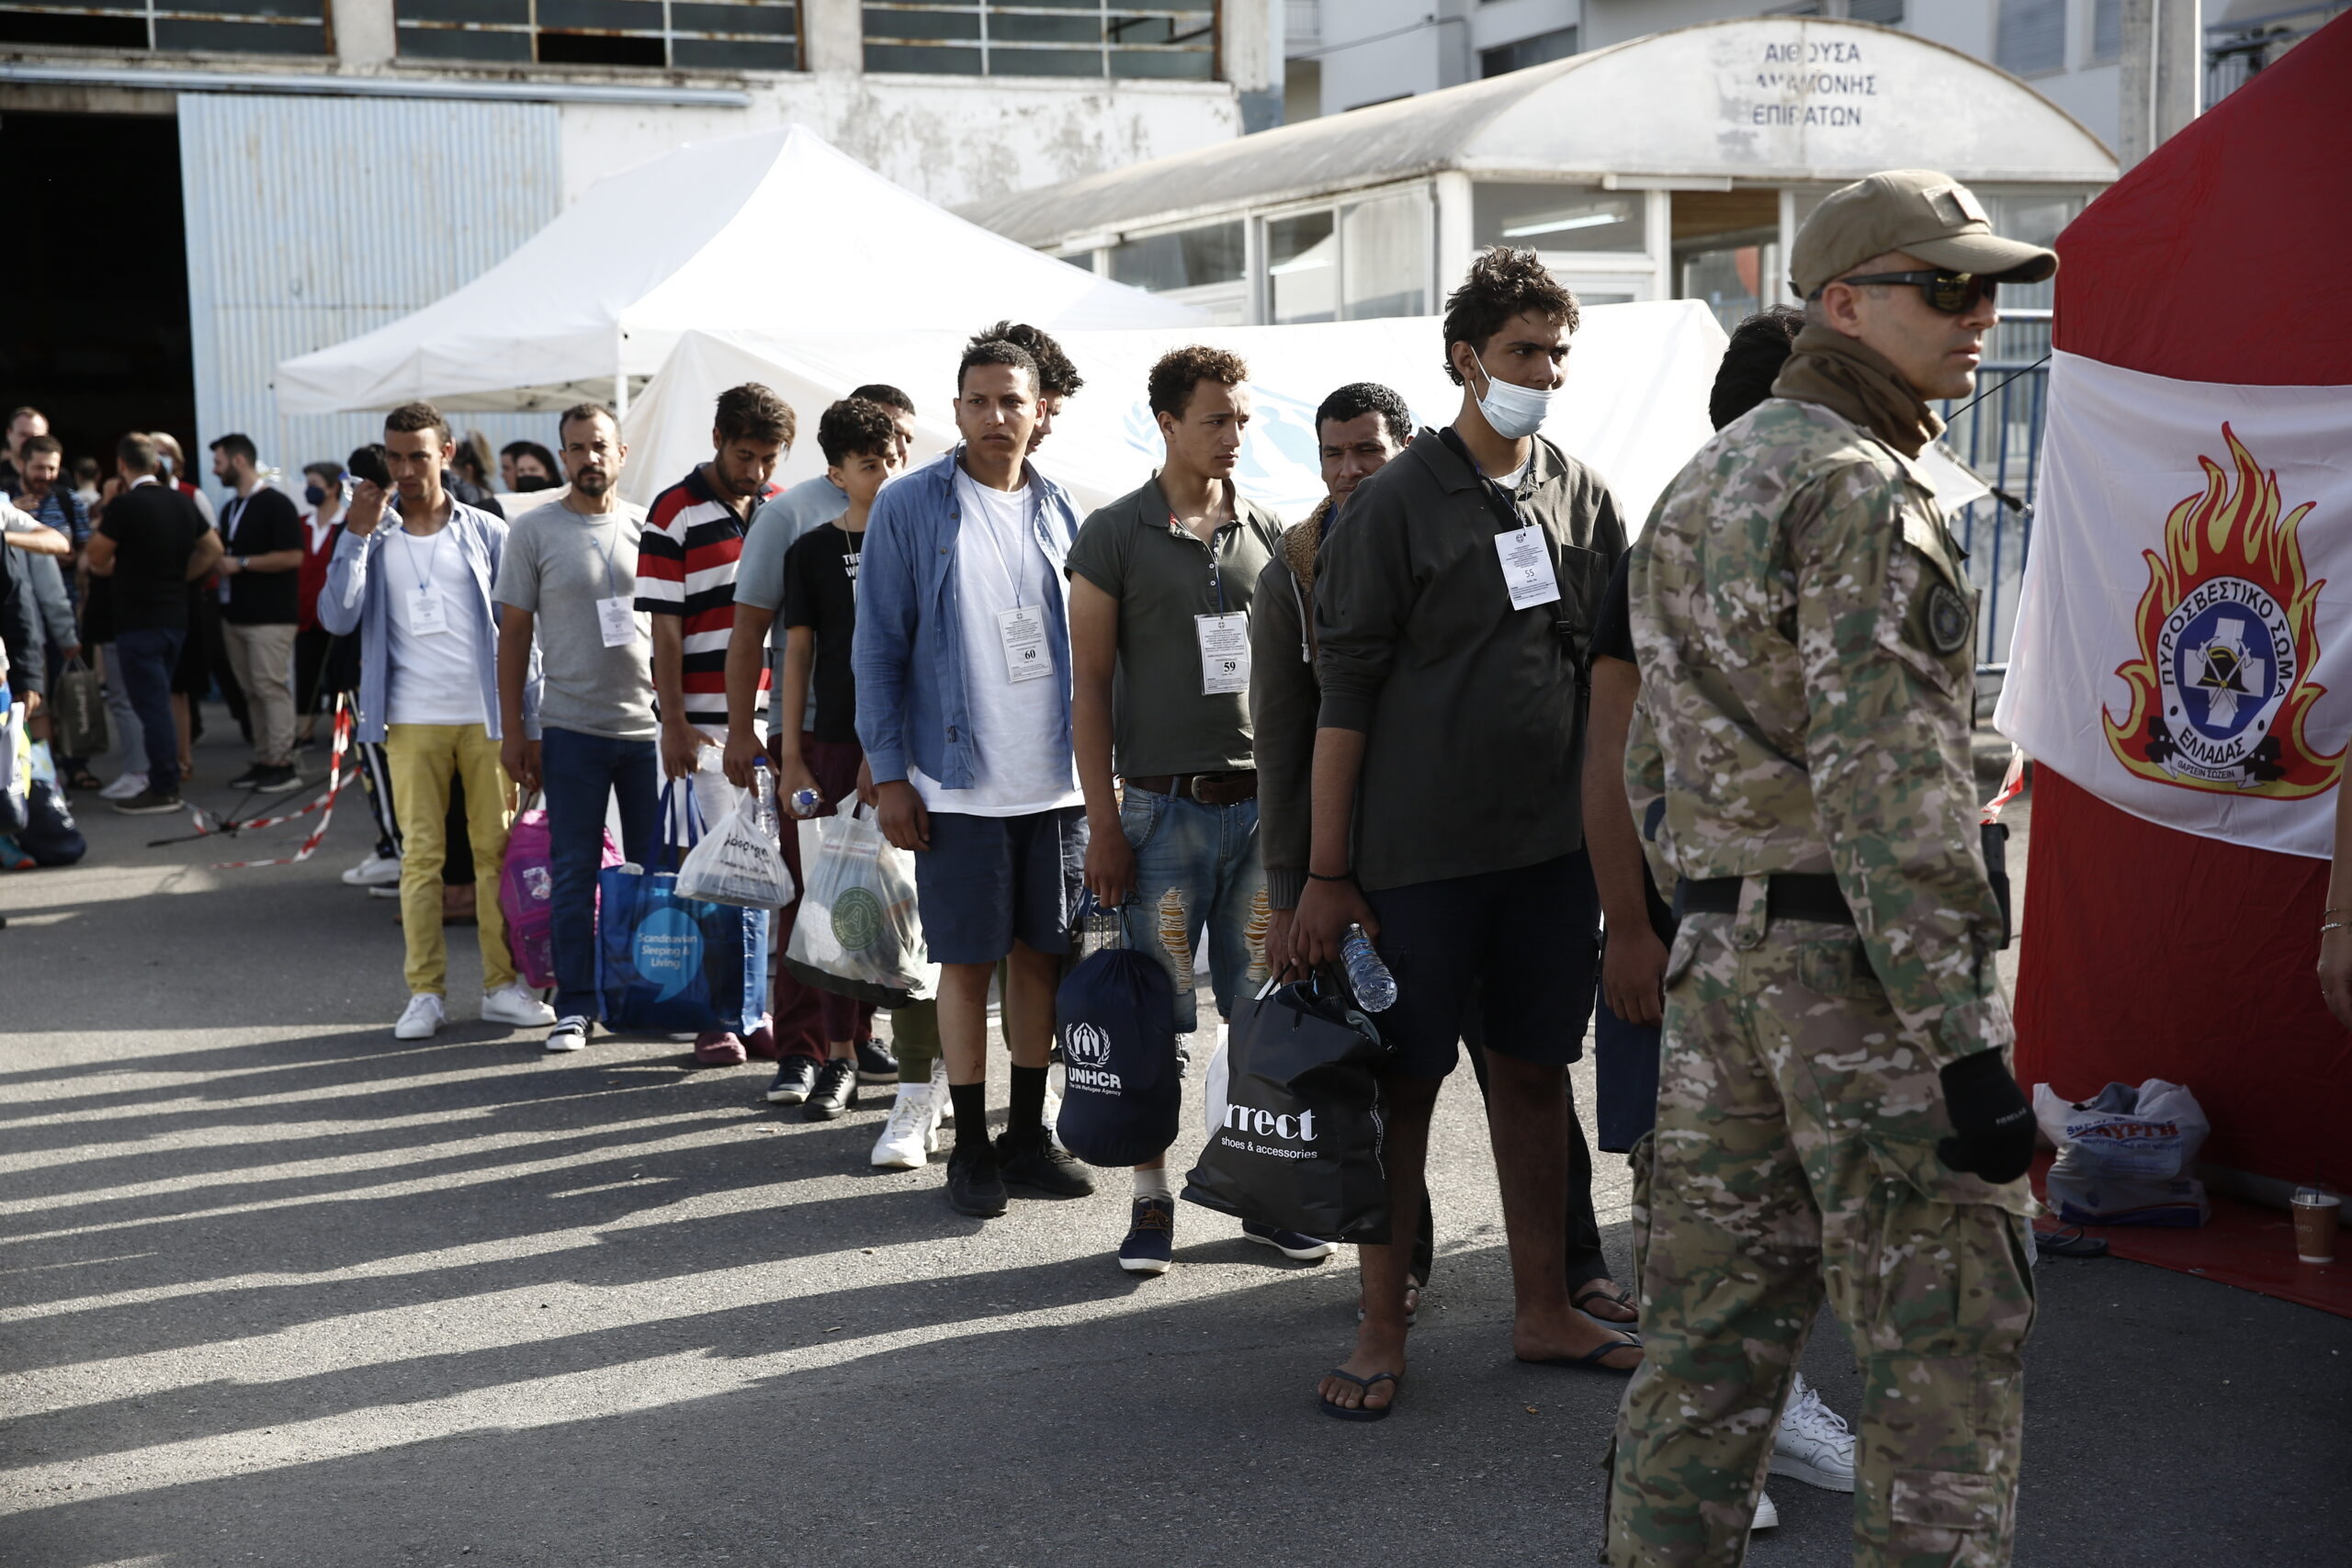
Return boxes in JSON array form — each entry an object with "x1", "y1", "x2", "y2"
[
  {"x1": 481, "y1": 982, "x2": 557, "y2": 1028},
  {"x1": 394, "y1": 993, "x2": 446, "y2": 1041},
  {"x1": 872, "y1": 1082, "x2": 944, "y2": 1169},
  {"x1": 545, "y1": 1016, "x2": 590, "y2": 1053},
  {"x1": 1750, "y1": 1492, "x2": 1779, "y2": 1532},
  {"x1": 931, "y1": 1058, "x2": 954, "y2": 1124},
  {"x1": 1770, "y1": 1371, "x2": 1857, "y2": 1493},
  {"x1": 344, "y1": 852, "x2": 401, "y2": 886},
  {"x1": 100, "y1": 772, "x2": 149, "y2": 802}
]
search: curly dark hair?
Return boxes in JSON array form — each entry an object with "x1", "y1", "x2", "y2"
[
  {"x1": 383, "y1": 400, "x2": 450, "y2": 444},
  {"x1": 714, "y1": 382, "x2": 796, "y2": 449},
  {"x1": 818, "y1": 398, "x2": 901, "y2": 467},
  {"x1": 967, "y1": 321, "x2": 1082, "y2": 399},
  {"x1": 849, "y1": 383, "x2": 916, "y2": 416},
  {"x1": 1148, "y1": 344, "x2": 1248, "y2": 421},
  {"x1": 1315, "y1": 381, "x2": 1413, "y2": 447},
  {"x1": 1441, "y1": 247, "x2": 1578, "y2": 386},
  {"x1": 1709, "y1": 305, "x2": 1806, "y2": 431},
  {"x1": 957, "y1": 337, "x2": 1039, "y2": 396}
]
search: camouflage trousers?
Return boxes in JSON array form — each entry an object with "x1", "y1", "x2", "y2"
[{"x1": 1607, "y1": 912, "x2": 2037, "y2": 1568}]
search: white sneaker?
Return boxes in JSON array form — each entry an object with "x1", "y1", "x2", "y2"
[
  {"x1": 394, "y1": 993, "x2": 446, "y2": 1040},
  {"x1": 545, "y1": 1015, "x2": 589, "y2": 1053},
  {"x1": 931, "y1": 1058, "x2": 954, "y2": 1124},
  {"x1": 1770, "y1": 1372, "x2": 1857, "y2": 1493},
  {"x1": 481, "y1": 982, "x2": 557, "y2": 1028},
  {"x1": 99, "y1": 772, "x2": 149, "y2": 801},
  {"x1": 872, "y1": 1082, "x2": 944, "y2": 1169},
  {"x1": 343, "y1": 852, "x2": 401, "y2": 886},
  {"x1": 1750, "y1": 1491, "x2": 1779, "y2": 1532},
  {"x1": 1043, "y1": 1061, "x2": 1067, "y2": 1153}
]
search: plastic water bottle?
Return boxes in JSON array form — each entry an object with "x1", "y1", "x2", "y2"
[
  {"x1": 1341, "y1": 923, "x2": 1396, "y2": 1012},
  {"x1": 790, "y1": 786, "x2": 820, "y2": 817}
]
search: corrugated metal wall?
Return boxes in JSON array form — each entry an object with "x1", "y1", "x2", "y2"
[{"x1": 178, "y1": 93, "x2": 565, "y2": 479}]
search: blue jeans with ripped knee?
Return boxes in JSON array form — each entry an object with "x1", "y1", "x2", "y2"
[{"x1": 1117, "y1": 786, "x2": 1269, "y2": 1035}]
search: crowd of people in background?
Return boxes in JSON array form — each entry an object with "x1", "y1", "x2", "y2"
[{"x1": 9, "y1": 171, "x2": 2075, "y2": 1555}]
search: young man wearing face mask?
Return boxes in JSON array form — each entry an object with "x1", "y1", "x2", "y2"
[{"x1": 1295, "y1": 248, "x2": 1635, "y2": 1419}]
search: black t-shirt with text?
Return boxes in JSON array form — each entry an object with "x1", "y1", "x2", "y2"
[
  {"x1": 220, "y1": 485, "x2": 304, "y2": 626},
  {"x1": 782, "y1": 522, "x2": 865, "y2": 744},
  {"x1": 98, "y1": 483, "x2": 209, "y2": 635}
]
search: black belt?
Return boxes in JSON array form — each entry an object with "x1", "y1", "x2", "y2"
[
  {"x1": 1675, "y1": 873, "x2": 1853, "y2": 925},
  {"x1": 1125, "y1": 771, "x2": 1258, "y2": 806}
]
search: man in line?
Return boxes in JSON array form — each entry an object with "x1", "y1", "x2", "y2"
[
  {"x1": 496, "y1": 404, "x2": 657, "y2": 1054},
  {"x1": 855, "y1": 339, "x2": 1094, "y2": 1218},
  {"x1": 1296, "y1": 249, "x2": 1639, "y2": 1417},
  {"x1": 320, "y1": 401, "x2": 553, "y2": 1042},
  {"x1": 9, "y1": 434, "x2": 93, "y2": 789},
  {"x1": 972, "y1": 321, "x2": 1083, "y2": 455},
  {"x1": 636, "y1": 383, "x2": 791, "y2": 1067},
  {"x1": 294, "y1": 460, "x2": 346, "y2": 751},
  {"x1": 735, "y1": 382, "x2": 916, "y2": 1099},
  {"x1": 1610, "y1": 172, "x2": 2047, "y2": 1565},
  {"x1": 209, "y1": 434, "x2": 307, "y2": 794},
  {"x1": 1069, "y1": 344, "x2": 1328, "y2": 1275},
  {"x1": 85, "y1": 434, "x2": 217, "y2": 817}
]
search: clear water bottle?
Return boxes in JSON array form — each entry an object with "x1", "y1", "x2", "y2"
[
  {"x1": 1341, "y1": 923, "x2": 1396, "y2": 1012},
  {"x1": 790, "y1": 786, "x2": 820, "y2": 817}
]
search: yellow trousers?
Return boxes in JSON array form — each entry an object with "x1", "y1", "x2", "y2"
[{"x1": 385, "y1": 722, "x2": 515, "y2": 997}]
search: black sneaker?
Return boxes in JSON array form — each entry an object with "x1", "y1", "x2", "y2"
[
  {"x1": 227, "y1": 763, "x2": 266, "y2": 790},
  {"x1": 854, "y1": 1036, "x2": 899, "y2": 1084},
  {"x1": 254, "y1": 764, "x2": 304, "y2": 795},
  {"x1": 763, "y1": 1057, "x2": 819, "y2": 1104},
  {"x1": 995, "y1": 1127, "x2": 1095, "y2": 1199},
  {"x1": 111, "y1": 788, "x2": 183, "y2": 817},
  {"x1": 945, "y1": 1140, "x2": 1008, "y2": 1218},
  {"x1": 804, "y1": 1058, "x2": 860, "y2": 1121}
]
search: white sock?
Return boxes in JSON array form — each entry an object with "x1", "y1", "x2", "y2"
[{"x1": 1133, "y1": 1168, "x2": 1171, "y2": 1200}]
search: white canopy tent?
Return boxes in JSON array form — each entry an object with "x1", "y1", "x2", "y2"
[
  {"x1": 274, "y1": 125, "x2": 1204, "y2": 418},
  {"x1": 617, "y1": 302, "x2": 1735, "y2": 526}
]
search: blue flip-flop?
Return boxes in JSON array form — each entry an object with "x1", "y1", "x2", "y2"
[
  {"x1": 1318, "y1": 1368, "x2": 1400, "y2": 1421},
  {"x1": 1518, "y1": 1333, "x2": 1643, "y2": 1374}
]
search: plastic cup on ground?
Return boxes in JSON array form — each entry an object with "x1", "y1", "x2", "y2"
[{"x1": 2291, "y1": 1188, "x2": 2339, "y2": 1264}]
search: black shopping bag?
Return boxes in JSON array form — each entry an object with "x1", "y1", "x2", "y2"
[
  {"x1": 1053, "y1": 896, "x2": 1180, "y2": 1168},
  {"x1": 1182, "y1": 976, "x2": 1392, "y2": 1243}
]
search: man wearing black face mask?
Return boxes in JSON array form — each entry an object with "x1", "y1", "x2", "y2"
[
  {"x1": 294, "y1": 461, "x2": 345, "y2": 751},
  {"x1": 1297, "y1": 248, "x2": 1634, "y2": 1419}
]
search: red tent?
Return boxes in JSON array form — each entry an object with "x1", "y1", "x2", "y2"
[{"x1": 2012, "y1": 15, "x2": 2352, "y2": 1190}]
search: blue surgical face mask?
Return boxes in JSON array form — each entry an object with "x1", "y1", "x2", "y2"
[
  {"x1": 303, "y1": 483, "x2": 326, "y2": 505},
  {"x1": 1471, "y1": 359, "x2": 1553, "y2": 442}
]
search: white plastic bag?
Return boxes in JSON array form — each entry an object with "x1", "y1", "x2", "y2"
[
  {"x1": 0, "y1": 696, "x2": 27, "y2": 837},
  {"x1": 785, "y1": 793, "x2": 934, "y2": 1003},
  {"x1": 675, "y1": 765, "x2": 797, "y2": 909},
  {"x1": 2034, "y1": 1078, "x2": 2211, "y2": 1226}
]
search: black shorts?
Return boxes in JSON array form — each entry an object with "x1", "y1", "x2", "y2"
[{"x1": 1364, "y1": 852, "x2": 1601, "y2": 1080}]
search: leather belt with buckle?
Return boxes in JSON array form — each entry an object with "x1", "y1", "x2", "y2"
[
  {"x1": 1675, "y1": 872, "x2": 1853, "y2": 925},
  {"x1": 1125, "y1": 771, "x2": 1259, "y2": 807}
]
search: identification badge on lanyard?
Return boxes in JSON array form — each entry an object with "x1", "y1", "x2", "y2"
[
  {"x1": 1196, "y1": 612, "x2": 1250, "y2": 694},
  {"x1": 408, "y1": 584, "x2": 450, "y2": 637},
  {"x1": 1494, "y1": 525, "x2": 1562, "y2": 612},
  {"x1": 997, "y1": 604, "x2": 1053, "y2": 683},
  {"x1": 596, "y1": 595, "x2": 637, "y2": 649}
]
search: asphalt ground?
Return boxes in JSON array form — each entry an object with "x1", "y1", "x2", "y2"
[{"x1": 3, "y1": 723, "x2": 2347, "y2": 1568}]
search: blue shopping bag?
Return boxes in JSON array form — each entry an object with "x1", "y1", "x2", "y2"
[{"x1": 596, "y1": 784, "x2": 770, "y2": 1035}]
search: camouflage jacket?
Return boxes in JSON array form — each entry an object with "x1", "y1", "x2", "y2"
[{"x1": 1627, "y1": 396, "x2": 2007, "y2": 1070}]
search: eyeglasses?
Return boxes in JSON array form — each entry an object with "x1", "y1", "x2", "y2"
[{"x1": 1811, "y1": 269, "x2": 1998, "y2": 314}]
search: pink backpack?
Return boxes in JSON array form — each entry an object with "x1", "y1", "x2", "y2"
[{"x1": 500, "y1": 807, "x2": 621, "y2": 990}]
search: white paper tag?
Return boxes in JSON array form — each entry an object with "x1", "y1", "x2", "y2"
[
  {"x1": 407, "y1": 584, "x2": 449, "y2": 637},
  {"x1": 597, "y1": 595, "x2": 637, "y2": 649},
  {"x1": 1196, "y1": 612, "x2": 1250, "y2": 695},
  {"x1": 1494, "y1": 525, "x2": 1561, "y2": 612},
  {"x1": 997, "y1": 604, "x2": 1053, "y2": 683}
]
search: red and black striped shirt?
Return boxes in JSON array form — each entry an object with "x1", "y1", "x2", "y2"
[{"x1": 633, "y1": 465, "x2": 776, "y2": 729}]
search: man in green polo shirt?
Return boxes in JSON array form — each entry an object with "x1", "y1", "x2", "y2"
[{"x1": 1066, "y1": 344, "x2": 1334, "y2": 1277}]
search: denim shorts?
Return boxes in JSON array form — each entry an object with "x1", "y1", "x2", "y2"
[
  {"x1": 1118, "y1": 787, "x2": 1270, "y2": 1033},
  {"x1": 913, "y1": 806, "x2": 1087, "y2": 964}
]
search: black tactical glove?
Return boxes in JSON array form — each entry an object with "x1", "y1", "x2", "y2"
[{"x1": 1935, "y1": 1048, "x2": 2036, "y2": 1183}]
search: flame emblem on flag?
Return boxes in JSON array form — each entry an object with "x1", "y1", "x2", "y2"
[{"x1": 2102, "y1": 424, "x2": 2344, "y2": 795}]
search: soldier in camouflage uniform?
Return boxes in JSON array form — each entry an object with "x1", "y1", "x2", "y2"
[{"x1": 1610, "y1": 172, "x2": 2052, "y2": 1567}]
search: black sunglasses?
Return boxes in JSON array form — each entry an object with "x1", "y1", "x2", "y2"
[{"x1": 1811, "y1": 269, "x2": 1997, "y2": 314}]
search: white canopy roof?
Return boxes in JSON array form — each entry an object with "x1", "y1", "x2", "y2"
[{"x1": 275, "y1": 125, "x2": 1204, "y2": 417}]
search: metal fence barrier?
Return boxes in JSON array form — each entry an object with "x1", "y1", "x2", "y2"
[{"x1": 1932, "y1": 328, "x2": 2049, "y2": 677}]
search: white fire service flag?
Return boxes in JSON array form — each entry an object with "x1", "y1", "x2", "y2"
[{"x1": 1996, "y1": 350, "x2": 2352, "y2": 860}]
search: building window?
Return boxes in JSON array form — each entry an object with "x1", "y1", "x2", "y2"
[
  {"x1": 1109, "y1": 221, "x2": 1245, "y2": 292},
  {"x1": 1995, "y1": 0, "x2": 2066, "y2": 75},
  {"x1": 2088, "y1": 0, "x2": 2121, "y2": 62},
  {"x1": 0, "y1": 0, "x2": 327, "y2": 54},
  {"x1": 394, "y1": 1, "x2": 801, "y2": 71},
  {"x1": 1267, "y1": 210, "x2": 1337, "y2": 324},
  {"x1": 865, "y1": 3, "x2": 1216, "y2": 79},
  {"x1": 1847, "y1": 0, "x2": 1905, "y2": 25},
  {"x1": 1261, "y1": 191, "x2": 1429, "y2": 325},
  {"x1": 1473, "y1": 183, "x2": 1645, "y2": 253},
  {"x1": 1478, "y1": 23, "x2": 1577, "y2": 77}
]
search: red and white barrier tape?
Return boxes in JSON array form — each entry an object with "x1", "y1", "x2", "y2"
[
  {"x1": 185, "y1": 700, "x2": 355, "y2": 868},
  {"x1": 1980, "y1": 744, "x2": 2027, "y2": 825}
]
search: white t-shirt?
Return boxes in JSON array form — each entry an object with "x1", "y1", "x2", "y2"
[
  {"x1": 1496, "y1": 457, "x2": 1531, "y2": 491},
  {"x1": 383, "y1": 524, "x2": 488, "y2": 727},
  {"x1": 910, "y1": 468, "x2": 1081, "y2": 818}
]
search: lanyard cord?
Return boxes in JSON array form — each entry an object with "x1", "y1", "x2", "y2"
[
  {"x1": 574, "y1": 505, "x2": 621, "y2": 600},
  {"x1": 970, "y1": 476, "x2": 1035, "y2": 609},
  {"x1": 396, "y1": 518, "x2": 446, "y2": 594},
  {"x1": 1173, "y1": 508, "x2": 1232, "y2": 615}
]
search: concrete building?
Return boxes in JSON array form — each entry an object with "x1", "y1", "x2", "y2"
[
  {"x1": 1285, "y1": 0, "x2": 2134, "y2": 152},
  {"x1": 0, "y1": 0, "x2": 1277, "y2": 477}
]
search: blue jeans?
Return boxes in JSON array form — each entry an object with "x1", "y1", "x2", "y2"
[
  {"x1": 540, "y1": 726, "x2": 660, "y2": 1021},
  {"x1": 1117, "y1": 787, "x2": 1268, "y2": 1033},
  {"x1": 113, "y1": 626, "x2": 185, "y2": 793}
]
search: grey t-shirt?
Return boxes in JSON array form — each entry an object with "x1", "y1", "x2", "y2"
[
  {"x1": 740, "y1": 473, "x2": 849, "y2": 729},
  {"x1": 493, "y1": 497, "x2": 657, "y2": 741}
]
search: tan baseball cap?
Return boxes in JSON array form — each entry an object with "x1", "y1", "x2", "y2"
[{"x1": 1789, "y1": 169, "x2": 2058, "y2": 299}]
